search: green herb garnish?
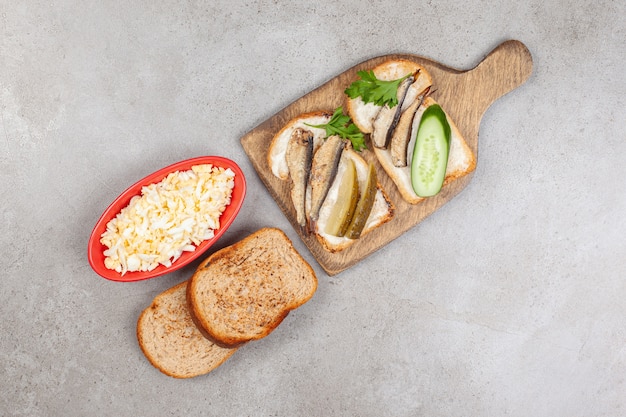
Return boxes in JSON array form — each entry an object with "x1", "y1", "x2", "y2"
[
  {"x1": 345, "y1": 70, "x2": 412, "y2": 108},
  {"x1": 306, "y1": 107, "x2": 367, "y2": 152}
]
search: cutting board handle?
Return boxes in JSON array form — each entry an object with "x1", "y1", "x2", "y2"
[
  {"x1": 477, "y1": 40, "x2": 532, "y2": 93},
  {"x1": 441, "y1": 40, "x2": 533, "y2": 139},
  {"x1": 461, "y1": 40, "x2": 533, "y2": 114}
]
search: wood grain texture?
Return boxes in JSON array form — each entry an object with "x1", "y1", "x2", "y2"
[{"x1": 241, "y1": 40, "x2": 533, "y2": 276}]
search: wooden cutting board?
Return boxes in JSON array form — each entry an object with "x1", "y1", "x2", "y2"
[{"x1": 240, "y1": 40, "x2": 533, "y2": 276}]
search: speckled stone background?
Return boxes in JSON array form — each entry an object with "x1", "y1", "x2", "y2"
[{"x1": 1, "y1": 1, "x2": 625, "y2": 416}]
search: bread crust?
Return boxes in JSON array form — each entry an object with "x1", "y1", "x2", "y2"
[{"x1": 187, "y1": 228, "x2": 317, "y2": 348}]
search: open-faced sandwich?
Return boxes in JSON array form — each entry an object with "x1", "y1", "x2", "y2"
[
  {"x1": 345, "y1": 59, "x2": 476, "y2": 204},
  {"x1": 267, "y1": 58, "x2": 476, "y2": 252},
  {"x1": 268, "y1": 109, "x2": 394, "y2": 253}
]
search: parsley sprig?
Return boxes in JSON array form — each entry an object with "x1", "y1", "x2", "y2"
[
  {"x1": 306, "y1": 107, "x2": 366, "y2": 152},
  {"x1": 345, "y1": 70, "x2": 412, "y2": 108}
]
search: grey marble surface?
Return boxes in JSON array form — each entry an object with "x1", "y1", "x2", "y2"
[{"x1": 1, "y1": 1, "x2": 625, "y2": 416}]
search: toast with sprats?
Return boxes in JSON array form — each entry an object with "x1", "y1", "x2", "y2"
[
  {"x1": 268, "y1": 114, "x2": 394, "y2": 252},
  {"x1": 345, "y1": 59, "x2": 476, "y2": 204}
]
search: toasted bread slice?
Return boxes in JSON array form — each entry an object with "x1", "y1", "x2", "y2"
[
  {"x1": 187, "y1": 228, "x2": 317, "y2": 348},
  {"x1": 136, "y1": 281, "x2": 237, "y2": 378},
  {"x1": 268, "y1": 111, "x2": 332, "y2": 180},
  {"x1": 374, "y1": 97, "x2": 476, "y2": 204},
  {"x1": 315, "y1": 148, "x2": 394, "y2": 252},
  {"x1": 346, "y1": 59, "x2": 433, "y2": 134}
]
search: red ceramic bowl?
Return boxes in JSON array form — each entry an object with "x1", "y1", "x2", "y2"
[{"x1": 87, "y1": 156, "x2": 246, "y2": 282}]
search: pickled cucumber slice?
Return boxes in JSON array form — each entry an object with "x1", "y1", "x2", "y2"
[
  {"x1": 345, "y1": 162, "x2": 377, "y2": 239},
  {"x1": 324, "y1": 159, "x2": 359, "y2": 237},
  {"x1": 411, "y1": 104, "x2": 451, "y2": 197}
]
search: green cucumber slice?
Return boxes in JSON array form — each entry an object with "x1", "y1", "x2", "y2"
[{"x1": 411, "y1": 104, "x2": 451, "y2": 197}]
